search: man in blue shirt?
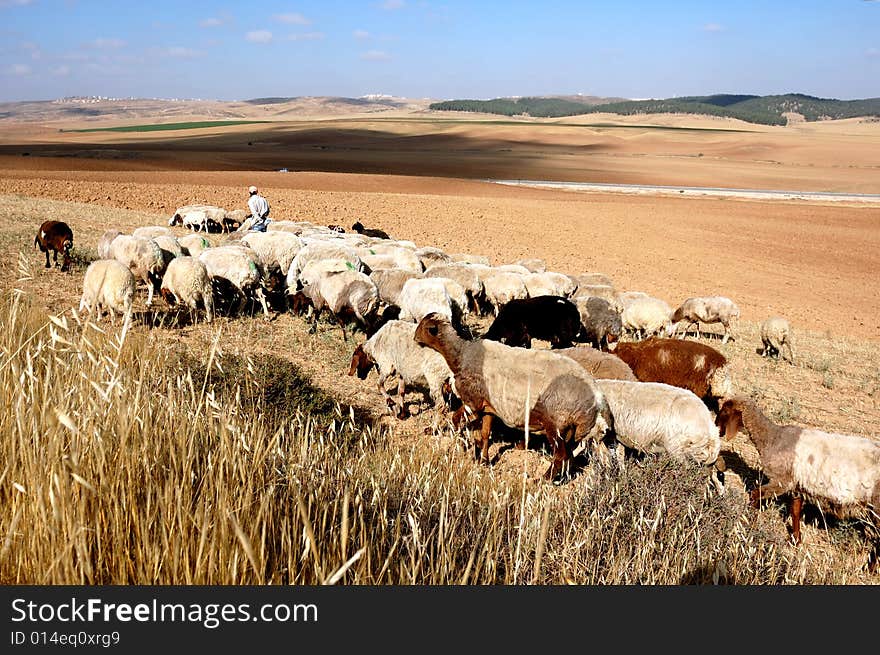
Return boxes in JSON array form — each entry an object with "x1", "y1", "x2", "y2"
[{"x1": 246, "y1": 185, "x2": 271, "y2": 232}]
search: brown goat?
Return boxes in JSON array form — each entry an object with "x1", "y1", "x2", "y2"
[
  {"x1": 34, "y1": 220, "x2": 74, "y2": 272},
  {"x1": 612, "y1": 338, "x2": 733, "y2": 410}
]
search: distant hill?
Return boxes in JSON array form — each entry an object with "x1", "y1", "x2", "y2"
[
  {"x1": 0, "y1": 95, "x2": 436, "y2": 123},
  {"x1": 428, "y1": 94, "x2": 880, "y2": 125}
]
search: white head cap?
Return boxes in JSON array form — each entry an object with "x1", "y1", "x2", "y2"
[{"x1": 248, "y1": 185, "x2": 258, "y2": 194}]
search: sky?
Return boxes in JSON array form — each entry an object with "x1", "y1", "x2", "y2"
[{"x1": 0, "y1": 0, "x2": 878, "y2": 103}]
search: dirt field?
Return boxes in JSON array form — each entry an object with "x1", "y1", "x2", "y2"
[
  {"x1": 1, "y1": 114, "x2": 878, "y2": 395},
  {"x1": 1, "y1": 111, "x2": 879, "y2": 572}
]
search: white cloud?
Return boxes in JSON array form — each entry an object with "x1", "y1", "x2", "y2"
[
  {"x1": 21, "y1": 40, "x2": 41, "y2": 59},
  {"x1": 702, "y1": 23, "x2": 724, "y2": 33},
  {"x1": 60, "y1": 52, "x2": 92, "y2": 62},
  {"x1": 380, "y1": 0, "x2": 405, "y2": 9},
  {"x1": 867, "y1": 47, "x2": 880, "y2": 57},
  {"x1": 288, "y1": 32, "x2": 324, "y2": 41},
  {"x1": 0, "y1": 0, "x2": 35, "y2": 7},
  {"x1": 354, "y1": 29, "x2": 370, "y2": 40},
  {"x1": 274, "y1": 12, "x2": 310, "y2": 25},
  {"x1": 200, "y1": 17, "x2": 223, "y2": 28},
  {"x1": 360, "y1": 49, "x2": 390, "y2": 61},
  {"x1": 51, "y1": 65, "x2": 70, "y2": 76},
  {"x1": 158, "y1": 46, "x2": 202, "y2": 58},
  {"x1": 8, "y1": 63, "x2": 31, "y2": 75},
  {"x1": 89, "y1": 37, "x2": 126, "y2": 49},
  {"x1": 245, "y1": 30, "x2": 273, "y2": 43}
]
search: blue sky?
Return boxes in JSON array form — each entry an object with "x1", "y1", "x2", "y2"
[{"x1": 1, "y1": 0, "x2": 878, "y2": 102}]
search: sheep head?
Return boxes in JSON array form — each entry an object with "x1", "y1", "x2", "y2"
[
  {"x1": 348, "y1": 344, "x2": 374, "y2": 379},
  {"x1": 715, "y1": 398, "x2": 746, "y2": 441},
  {"x1": 414, "y1": 312, "x2": 449, "y2": 351},
  {"x1": 60, "y1": 238, "x2": 73, "y2": 272}
]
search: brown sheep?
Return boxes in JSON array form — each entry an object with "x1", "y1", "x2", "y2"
[
  {"x1": 34, "y1": 220, "x2": 74, "y2": 272},
  {"x1": 612, "y1": 338, "x2": 733, "y2": 411}
]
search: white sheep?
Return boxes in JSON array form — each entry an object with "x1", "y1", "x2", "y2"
[
  {"x1": 96, "y1": 229, "x2": 123, "y2": 259},
  {"x1": 449, "y1": 252, "x2": 491, "y2": 266},
  {"x1": 109, "y1": 234, "x2": 166, "y2": 306},
  {"x1": 266, "y1": 220, "x2": 304, "y2": 234},
  {"x1": 414, "y1": 246, "x2": 451, "y2": 270},
  {"x1": 522, "y1": 271, "x2": 577, "y2": 298},
  {"x1": 152, "y1": 234, "x2": 184, "y2": 268},
  {"x1": 396, "y1": 277, "x2": 457, "y2": 325},
  {"x1": 760, "y1": 316, "x2": 795, "y2": 364},
  {"x1": 569, "y1": 272, "x2": 614, "y2": 289},
  {"x1": 297, "y1": 263, "x2": 380, "y2": 340},
  {"x1": 357, "y1": 244, "x2": 423, "y2": 274},
  {"x1": 717, "y1": 396, "x2": 880, "y2": 571},
  {"x1": 241, "y1": 231, "x2": 303, "y2": 278},
  {"x1": 516, "y1": 258, "x2": 547, "y2": 273},
  {"x1": 471, "y1": 266, "x2": 530, "y2": 316},
  {"x1": 286, "y1": 240, "x2": 365, "y2": 288},
  {"x1": 672, "y1": 295, "x2": 740, "y2": 343},
  {"x1": 198, "y1": 245, "x2": 271, "y2": 318},
  {"x1": 132, "y1": 225, "x2": 174, "y2": 239},
  {"x1": 159, "y1": 256, "x2": 214, "y2": 323},
  {"x1": 169, "y1": 204, "x2": 227, "y2": 231},
  {"x1": 424, "y1": 263, "x2": 485, "y2": 314},
  {"x1": 348, "y1": 319, "x2": 454, "y2": 418},
  {"x1": 78, "y1": 259, "x2": 135, "y2": 324},
  {"x1": 432, "y1": 276, "x2": 471, "y2": 322},
  {"x1": 414, "y1": 313, "x2": 614, "y2": 481},
  {"x1": 596, "y1": 379, "x2": 726, "y2": 495},
  {"x1": 571, "y1": 283, "x2": 618, "y2": 307},
  {"x1": 495, "y1": 263, "x2": 532, "y2": 275},
  {"x1": 177, "y1": 233, "x2": 213, "y2": 258},
  {"x1": 620, "y1": 295, "x2": 673, "y2": 340},
  {"x1": 176, "y1": 210, "x2": 210, "y2": 233},
  {"x1": 370, "y1": 269, "x2": 423, "y2": 307}
]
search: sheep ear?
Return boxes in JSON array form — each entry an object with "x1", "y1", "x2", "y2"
[{"x1": 718, "y1": 405, "x2": 742, "y2": 441}]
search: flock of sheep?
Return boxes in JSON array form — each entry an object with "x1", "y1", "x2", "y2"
[{"x1": 34, "y1": 200, "x2": 879, "y2": 573}]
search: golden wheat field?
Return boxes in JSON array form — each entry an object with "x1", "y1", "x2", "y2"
[{"x1": 0, "y1": 112, "x2": 878, "y2": 584}]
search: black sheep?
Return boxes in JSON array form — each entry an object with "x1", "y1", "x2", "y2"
[
  {"x1": 351, "y1": 221, "x2": 391, "y2": 240},
  {"x1": 483, "y1": 295, "x2": 584, "y2": 349}
]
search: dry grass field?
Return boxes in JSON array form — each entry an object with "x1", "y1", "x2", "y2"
[{"x1": 0, "y1": 109, "x2": 878, "y2": 584}]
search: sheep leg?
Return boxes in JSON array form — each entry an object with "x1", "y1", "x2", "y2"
[
  {"x1": 542, "y1": 424, "x2": 570, "y2": 482},
  {"x1": 783, "y1": 342, "x2": 795, "y2": 365},
  {"x1": 749, "y1": 480, "x2": 790, "y2": 509},
  {"x1": 394, "y1": 377, "x2": 408, "y2": 419},
  {"x1": 374, "y1": 369, "x2": 395, "y2": 411},
  {"x1": 255, "y1": 287, "x2": 271, "y2": 319},
  {"x1": 475, "y1": 413, "x2": 493, "y2": 465},
  {"x1": 145, "y1": 277, "x2": 155, "y2": 306},
  {"x1": 45, "y1": 250, "x2": 51, "y2": 268},
  {"x1": 788, "y1": 495, "x2": 803, "y2": 545}
]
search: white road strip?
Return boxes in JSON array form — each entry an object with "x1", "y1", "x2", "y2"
[{"x1": 487, "y1": 179, "x2": 880, "y2": 204}]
